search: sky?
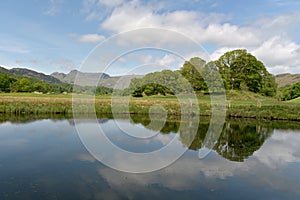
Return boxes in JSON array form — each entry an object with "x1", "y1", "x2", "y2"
[{"x1": 0, "y1": 0, "x2": 300, "y2": 75}]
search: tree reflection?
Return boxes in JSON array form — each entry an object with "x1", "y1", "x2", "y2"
[
  {"x1": 1, "y1": 113, "x2": 300, "y2": 162},
  {"x1": 214, "y1": 122, "x2": 273, "y2": 162},
  {"x1": 129, "y1": 115, "x2": 276, "y2": 162}
]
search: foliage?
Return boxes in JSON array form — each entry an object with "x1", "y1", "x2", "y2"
[
  {"x1": 127, "y1": 50, "x2": 277, "y2": 97},
  {"x1": 202, "y1": 61, "x2": 225, "y2": 93},
  {"x1": 95, "y1": 86, "x2": 113, "y2": 95},
  {"x1": 280, "y1": 82, "x2": 300, "y2": 101},
  {"x1": 0, "y1": 49, "x2": 280, "y2": 98},
  {"x1": 215, "y1": 49, "x2": 277, "y2": 96},
  {"x1": 127, "y1": 70, "x2": 192, "y2": 97},
  {"x1": 0, "y1": 75, "x2": 17, "y2": 92},
  {"x1": 0, "y1": 72, "x2": 113, "y2": 95},
  {"x1": 180, "y1": 57, "x2": 207, "y2": 91}
]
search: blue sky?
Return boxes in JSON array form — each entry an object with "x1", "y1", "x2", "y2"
[{"x1": 0, "y1": 0, "x2": 300, "y2": 75}]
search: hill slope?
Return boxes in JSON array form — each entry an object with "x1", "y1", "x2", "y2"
[
  {"x1": 51, "y1": 70, "x2": 109, "y2": 85},
  {"x1": 275, "y1": 73, "x2": 300, "y2": 88},
  {"x1": 0, "y1": 66, "x2": 62, "y2": 84},
  {"x1": 51, "y1": 70, "x2": 142, "y2": 89},
  {"x1": 0, "y1": 66, "x2": 10, "y2": 73},
  {"x1": 0, "y1": 65, "x2": 142, "y2": 89}
]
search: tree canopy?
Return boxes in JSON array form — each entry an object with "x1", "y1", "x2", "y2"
[
  {"x1": 0, "y1": 73, "x2": 113, "y2": 95},
  {"x1": 215, "y1": 49, "x2": 277, "y2": 96},
  {"x1": 280, "y1": 82, "x2": 300, "y2": 101},
  {"x1": 126, "y1": 70, "x2": 191, "y2": 97},
  {"x1": 180, "y1": 57, "x2": 207, "y2": 92},
  {"x1": 127, "y1": 49, "x2": 277, "y2": 97}
]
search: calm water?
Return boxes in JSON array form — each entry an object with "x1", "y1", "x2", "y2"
[{"x1": 1, "y1": 116, "x2": 300, "y2": 200}]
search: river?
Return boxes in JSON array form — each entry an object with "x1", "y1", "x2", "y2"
[{"x1": 0, "y1": 115, "x2": 300, "y2": 199}]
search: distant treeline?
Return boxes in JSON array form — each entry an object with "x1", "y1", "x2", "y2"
[
  {"x1": 2, "y1": 49, "x2": 300, "y2": 100},
  {"x1": 280, "y1": 82, "x2": 300, "y2": 101},
  {"x1": 126, "y1": 49, "x2": 277, "y2": 97},
  {"x1": 0, "y1": 74, "x2": 112, "y2": 95}
]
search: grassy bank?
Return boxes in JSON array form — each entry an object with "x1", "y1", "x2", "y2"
[
  {"x1": 290, "y1": 97, "x2": 300, "y2": 103},
  {"x1": 0, "y1": 92, "x2": 299, "y2": 121}
]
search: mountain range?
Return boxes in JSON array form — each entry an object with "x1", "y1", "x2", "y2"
[
  {"x1": 0, "y1": 66, "x2": 142, "y2": 89},
  {"x1": 0, "y1": 65, "x2": 299, "y2": 88},
  {"x1": 275, "y1": 73, "x2": 300, "y2": 88}
]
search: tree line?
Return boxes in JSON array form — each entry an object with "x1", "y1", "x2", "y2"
[
  {"x1": 280, "y1": 82, "x2": 300, "y2": 100},
  {"x1": 0, "y1": 49, "x2": 283, "y2": 98},
  {"x1": 0, "y1": 74, "x2": 112, "y2": 95},
  {"x1": 127, "y1": 49, "x2": 277, "y2": 97}
]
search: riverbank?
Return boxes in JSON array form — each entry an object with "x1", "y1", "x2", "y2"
[{"x1": 0, "y1": 93, "x2": 299, "y2": 121}]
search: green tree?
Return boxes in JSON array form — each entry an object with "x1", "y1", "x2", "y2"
[
  {"x1": 0, "y1": 75, "x2": 16, "y2": 92},
  {"x1": 128, "y1": 70, "x2": 191, "y2": 96},
  {"x1": 180, "y1": 57, "x2": 207, "y2": 91},
  {"x1": 202, "y1": 61, "x2": 225, "y2": 93},
  {"x1": 215, "y1": 49, "x2": 277, "y2": 96},
  {"x1": 33, "y1": 82, "x2": 50, "y2": 93},
  {"x1": 11, "y1": 78, "x2": 32, "y2": 92},
  {"x1": 280, "y1": 82, "x2": 300, "y2": 100}
]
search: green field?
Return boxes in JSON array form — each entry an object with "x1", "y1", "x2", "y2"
[
  {"x1": 0, "y1": 92, "x2": 73, "y2": 98},
  {"x1": 290, "y1": 97, "x2": 300, "y2": 103},
  {"x1": 0, "y1": 92, "x2": 299, "y2": 121}
]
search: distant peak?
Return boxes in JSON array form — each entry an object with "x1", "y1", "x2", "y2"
[{"x1": 70, "y1": 69, "x2": 79, "y2": 73}]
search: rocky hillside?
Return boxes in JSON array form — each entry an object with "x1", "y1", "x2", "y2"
[
  {"x1": 0, "y1": 66, "x2": 10, "y2": 73},
  {"x1": 0, "y1": 66, "x2": 62, "y2": 84},
  {"x1": 51, "y1": 70, "x2": 110, "y2": 85},
  {"x1": 51, "y1": 70, "x2": 142, "y2": 89},
  {"x1": 6, "y1": 65, "x2": 298, "y2": 90},
  {"x1": 275, "y1": 73, "x2": 300, "y2": 88},
  {"x1": 0, "y1": 66, "x2": 142, "y2": 89}
]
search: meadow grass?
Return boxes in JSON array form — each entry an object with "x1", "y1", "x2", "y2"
[
  {"x1": 0, "y1": 92, "x2": 299, "y2": 121},
  {"x1": 289, "y1": 97, "x2": 300, "y2": 103}
]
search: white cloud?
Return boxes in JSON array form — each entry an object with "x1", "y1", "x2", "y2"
[
  {"x1": 80, "y1": 0, "x2": 300, "y2": 74},
  {"x1": 251, "y1": 36, "x2": 300, "y2": 74},
  {"x1": 253, "y1": 130, "x2": 300, "y2": 169},
  {"x1": 96, "y1": 128, "x2": 300, "y2": 195},
  {"x1": 100, "y1": 2, "x2": 259, "y2": 47},
  {"x1": 209, "y1": 36, "x2": 300, "y2": 75},
  {"x1": 77, "y1": 34, "x2": 106, "y2": 43},
  {"x1": 98, "y1": 153, "x2": 244, "y2": 192},
  {"x1": 210, "y1": 47, "x2": 236, "y2": 60}
]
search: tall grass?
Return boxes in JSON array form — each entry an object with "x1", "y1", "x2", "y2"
[{"x1": 0, "y1": 93, "x2": 299, "y2": 121}]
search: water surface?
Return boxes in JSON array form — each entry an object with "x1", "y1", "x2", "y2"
[{"x1": 1, "y1": 116, "x2": 300, "y2": 199}]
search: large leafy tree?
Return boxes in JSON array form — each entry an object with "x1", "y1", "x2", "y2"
[
  {"x1": 0, "y1": 75, "x2": 16, "y2": 92},
  {"x1": 180, "y1": 57, "x2": 207, "y2": 92},
  {"x1": 215, "y1": 49, "x2": 277, "y2": 96},
  {"x1": 202, "y1": 61, "x2": 225, "y2": 93},
  {"x1": 128, "y1": 70, "x2": 191, "y2": 96},
  {"x1": 11, "y1": 78, "x2": 32, "y2": 92},
  {"x1": 280, "y1": 82, "x2": 300, "y2": 100}
]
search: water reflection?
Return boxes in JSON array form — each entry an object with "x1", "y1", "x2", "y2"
[
  {"x1": 130, "y1": 116, "x2": 300, "y2": 163},
  {"x1": 0, "y1": 115, "x2": 300, "y2": 199},
  {"x1": 2, "y1": 114, "x2": 300, "y2": 163}
]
